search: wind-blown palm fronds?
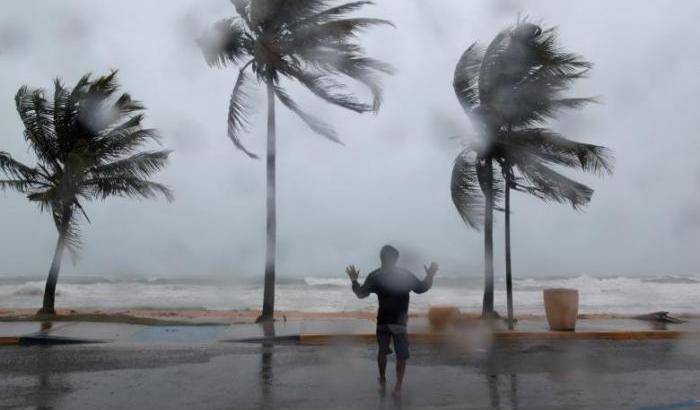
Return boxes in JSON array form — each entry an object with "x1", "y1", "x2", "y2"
[
  {"x1": 0, "y1": 71, "x2": 172, "y2": 314},
  {"x1": 198, "y1": 0, "x2": 394, "y2": 158},
  {"x1": 197, "y1": 0, "x2": 394, "y2": 322},
  {"x1": 449, "y1": 21, "x2": 613, "y2": 321}
]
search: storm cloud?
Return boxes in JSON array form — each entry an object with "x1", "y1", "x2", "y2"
[{"x1": 1, "y1": 0, "x2": 699, "y2": 280}]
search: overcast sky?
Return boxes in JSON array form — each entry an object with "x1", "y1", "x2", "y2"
[{"x1": 1, "y1": 0, "x2": 699, "y2": 280}]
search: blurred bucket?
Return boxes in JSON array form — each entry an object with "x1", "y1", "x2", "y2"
[
  {"x1": 543, "y1": 288, "x2": 579, "y2": 331},
  {"x1": 428, "y1": 306, "x2": 460, "y2": 331}
]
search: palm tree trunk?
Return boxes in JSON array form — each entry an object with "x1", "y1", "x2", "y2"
[
  {"x1": 39, "y1": 209, "x2": 72, "y2": 315},
  {"x1": 482, "y1": 157, "x2": 495, "y2": 316},
  {"x1": 259, "y1": 81, "x2": 277, "y2": 323},
  {"x1": 505, "y1": 180, "x2": 514, "y2": 329},
  {"x1": 38, "y1": 234, "x2": 65, "y2": 315}
]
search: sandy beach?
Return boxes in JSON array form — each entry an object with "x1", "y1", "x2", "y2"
[{"x1": 2, "y1": 307, "x2": 698, "y2": 326}]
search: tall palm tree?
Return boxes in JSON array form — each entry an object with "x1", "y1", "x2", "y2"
[
  {"x1": 450, "y1": 22, "x2": 613, "y2": 322},
  {"x1": 0, "y1": 71, "x2": 172, "y2": 314},
  {"x1": 197, "y1": 0, "x2": 394, "y2": 322}
]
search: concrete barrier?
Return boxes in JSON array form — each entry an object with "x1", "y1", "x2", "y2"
[{"x1": 297, "y1": 330, "x2": 693, "y2": 345}]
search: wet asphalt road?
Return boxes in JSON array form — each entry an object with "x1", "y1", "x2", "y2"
[{"x1": 1, "y1": 339, "x2": 699, "y2": 410}]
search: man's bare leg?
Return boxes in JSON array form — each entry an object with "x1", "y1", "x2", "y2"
[
  {"x1": 392, "y1": 359, "x2": 406, "y2": 397},
  {"x1": 378, "y1": 353, "x2": 388, "y2": 388}
]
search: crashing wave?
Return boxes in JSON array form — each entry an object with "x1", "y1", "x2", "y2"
[
  {"x1": 303, "y1": 277, "x2": 348, "y2": 287},
  {"x1": 11, "y1": 281, "x2": 60, "y2": 296}
]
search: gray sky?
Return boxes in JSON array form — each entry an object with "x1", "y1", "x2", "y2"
[{"x1": 1, "y1": 0, "x2": 699, "y2": 280}]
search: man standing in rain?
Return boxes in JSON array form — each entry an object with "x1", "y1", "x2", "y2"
[{"x1": 346, "y1": 245, "x2": 439, "y2": 397}]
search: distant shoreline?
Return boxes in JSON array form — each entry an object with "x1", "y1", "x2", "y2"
[{"x1": 1, "y1": 308, "x2": 698, "y2": 326}]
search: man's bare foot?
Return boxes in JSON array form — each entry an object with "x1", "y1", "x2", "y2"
[
  {"x1": 378, "y1": 377, "x2": 387, "y2": 393},
  {"x1": 392, "y1": 385, "x2": 402, "y2": 398}
]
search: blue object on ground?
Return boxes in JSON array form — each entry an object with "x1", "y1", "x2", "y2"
[{"x1": 637, "y1": 400, "x2": 700, "y2": 410}]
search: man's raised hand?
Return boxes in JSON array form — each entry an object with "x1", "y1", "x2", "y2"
[
  {"x1": 346, "y1": 265, "x2": 360, "y2": 282},
  {"x1": 424, "y1": 262, "x2": 439, "y2": 277}
]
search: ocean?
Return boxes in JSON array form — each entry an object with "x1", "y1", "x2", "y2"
[{"x1": 1, "y1": 274, "x2": 698, "y2": 315}]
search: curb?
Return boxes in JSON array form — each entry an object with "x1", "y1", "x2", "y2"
[
  {"x1": 0, "y1": 337, "x2": 21, "y2": 346},
  {"x1": 0, "y1": 335, "x2": 107, "y2": 346},
  {"x1": 19, "y1": 335, "x2": 107, "y2": 345},
  {"x1": 296, "y1": 330, "x2": 695, "y2": 345},
  {"x1": 493, "y1": 331, "x2": 686, "y2": 341}
]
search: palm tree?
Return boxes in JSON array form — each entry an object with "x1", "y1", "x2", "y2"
[
  {"x1": 450, "y1": 22, "x2": 613, "y2": 322},
  {"x1": 197, "y1": 0, "x2": 394, "y2": 322},
  {"x1": 0, "y1": 71, "x2": 172, "y2": 314}
]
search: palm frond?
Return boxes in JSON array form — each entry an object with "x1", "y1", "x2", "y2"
[
  {"x1": 517, "y1": 56, "x2": 591, "y2": 91},
  {"x1": 73, "y1": 200, "x2": 91, "y2": 224},
  {"x1": 295, "y1": 18, "x2": 393, "y2": 41},
  {"x1": 91, "y1": 150, "x2": 172, "y2": 179},
  {"x1": 53, "y1": 79, "x2": 78, "y2": 143},
  {"x1": 86, "y1": 176, "x2": 173, "y2": 202},
  {"x1": 15, "y1": 86, "x2": 59, "y2": 167},
  {"x1": 72, "y1": 74, "x2": 92, "y2": 97},
  {"x1": 249, "y1": 0, "x2": 279, "y2": 26},
  {"x1": 113, "y1": 93, "x2": 145, "y2": 116},
  {"x1": 289, "y1": 33, "x2": 394, "y2": 112},
  {"x1": 26, "y1": 189, "x2": 54, "y2": 213},
  {"x1": 96, "y1": 121, "x2": 160, "y2": 160},
  {"x1": 291, "y1": 1, "x2": 375, "y2": 28},
  {"x1": 477, "y1": 28, "x2": 511, "y2": 107},
  {"x1": 512, "y1": 155, "x2": 593, "y2": 209},
  {"x1": 550, "y1": 97, "x2": 597, "y2": 111},
  {"x1": 0, "y1": 151, "x2": 40, "y2": 180},
  {"x1": 453, "y1": 43, "x2": 483, "y2": 113},
  {"x1": 292, "y1": 70, "x2": 373, "y2": 113},
  {"x1": 227, "y1": 68, "x2": 259, "y2": 158},
  {"x1": 0, "y1": 179, "x2": 32, "y2": 193},
  {"x1": 509, "y1": 96, "x2": 597, "y2": 128},
  {"x1": 230, "y1": 0, "x2": 253, "y2": 29},
  {"x1": 530, "y1": 28, "x2": 592, "y2": 72},
  {"x1": 507, "y1": 128, "x2": 614, "y2": 175},
  {"x1": 451, "y1": 150, "x2": 484, "y2": 230},
  {"x1": 273, "y1": 85, "x2": 341, "y2": 144},
  {"x1": 83, "y1": 92, "x2": 147, "y2": 136},
  {"x1": 294, "y1": 38, "x2": 394, "y2": 72},
  {"x1": 198, "y1": 18, "x2": 251, "y2": 68},
  {"x1": 333, "y1": 56, "x2": 394, "y2": 111},
  {"x1": 60, "y1": 206, "x2": 83, "y2": 257},
  {"x1": 87, "y1": 70, "x2": 120, "y2": 100},
  {"x1": 262, "y1": 0, "x2": 327, "y2": 29}
]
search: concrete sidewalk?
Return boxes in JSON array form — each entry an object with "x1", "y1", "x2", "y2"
[
  {"x1": 1, "y1": 317, "x2": 698, "y2": 346},
  {"x1": 5, "y1": 338, "x2": 700, "y2": 409}
]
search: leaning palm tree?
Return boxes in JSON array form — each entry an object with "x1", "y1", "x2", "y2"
[
  {"x1": 450, "y1": 22, "x2": 613, "y2": 322},
  {"x1": 0, "y1": 71, "x2": 172, "y2": 314},
  {"x1": 197, "y1": 0, "x2": 394, "y2": 322}
]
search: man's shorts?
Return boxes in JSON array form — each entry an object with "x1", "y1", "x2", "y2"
[{"x1": 376, "y1": 324, "x2": 410, "y2": 360}]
